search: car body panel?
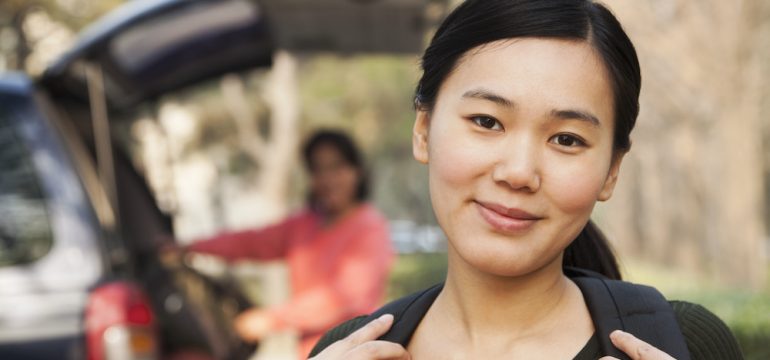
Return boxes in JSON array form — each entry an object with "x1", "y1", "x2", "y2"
[
  {"x1": 42, "y1": 0, "x2": 273, "y2": 111},
  {"x1": 0, "y1": 74, "x2": 102, "y2": 357},
  {"x1": 1, "y1": 0, "x2": 431, "y2": 358}
]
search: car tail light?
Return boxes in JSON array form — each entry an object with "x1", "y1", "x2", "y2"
[{"x1": 85, "y1": 281, "x2": 159, "y2": 360}]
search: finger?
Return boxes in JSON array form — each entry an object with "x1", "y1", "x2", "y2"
[
  {"x1": 609, "y1": 330, "x2": 676, "y2": 360},
  {"x1": 233, "y1": 315, "x2": 254, "y2": 341},
  {"x1": 234, "y1": 309, "x2": 264, "y2": 340},
  {"x1": 344, "y1": 314, "x2": 395, "y2": 347},
  {"x1": 598, "y1": 357, "x2": 619, "y2": 360},
  {"x1": 350, "y1": 340, "x2": 410, "y2": 360}
]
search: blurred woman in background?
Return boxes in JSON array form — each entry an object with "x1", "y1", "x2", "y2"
[{"x1": 185, "y1": 130, "x2": 394, "y2": 359}]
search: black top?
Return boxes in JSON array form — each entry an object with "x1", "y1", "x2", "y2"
[{"x1": 310, "y1": 285, "x2": 743, "y2": 359}]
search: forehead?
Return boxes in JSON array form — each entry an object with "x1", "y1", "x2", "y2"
[
  {"x1": 441, "y1": 38, "x2": 614, "y2": 123},
  {"x1": 311, "y1": 143, "x2": 343, "y2": 159}
]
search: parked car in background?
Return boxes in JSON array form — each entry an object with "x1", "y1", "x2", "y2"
[
  {"x1": 0, "y1": 0, "x2": 428, "y2": 358},
  {"x1": 0, "y1": 0, "x2": 273, "y2": 358},
  {"x1": 0, "y1": 70, "x2": 259, "y2": 360}
]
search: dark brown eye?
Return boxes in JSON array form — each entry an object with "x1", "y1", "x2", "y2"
[
  {"x1": 557, "y1": 134, "x2": 575, "y2": 146},
  {"x1": 550, "y1": 134, "x2": 586, "y2": 147},
  {"x1": 471, "y1": 116, "x2": 502, "y2": 130}
]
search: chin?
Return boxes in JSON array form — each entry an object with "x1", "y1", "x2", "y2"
[{"x1": 455, "y1": 244, "x2": 546, "y2": 278}]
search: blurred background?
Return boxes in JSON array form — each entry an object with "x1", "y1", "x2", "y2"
[{"x1": 1, "y1": 0, "x2": 768, "y2": 358}]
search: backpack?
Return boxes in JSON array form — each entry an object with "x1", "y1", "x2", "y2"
[{"x1": 362, "y1": 267, "x2": 691, "y2": 360}]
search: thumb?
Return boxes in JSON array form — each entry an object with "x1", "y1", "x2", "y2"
[{"x1": 345, "y1": 314, "x2": 395, "y2": 346}]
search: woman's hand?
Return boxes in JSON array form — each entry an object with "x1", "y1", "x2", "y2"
[
  {"x1": 234, "y1": 308, "x2": 276, "y2": 342},
  {"x1": 600, "y1": 330, "x2": 676, "y2": 360},
  {"x1": 310, "y1": 314, "x2": 410, "y2": 360},
  {"x1": 158, "y1": 242, "x2": 185, "y2": 266}
]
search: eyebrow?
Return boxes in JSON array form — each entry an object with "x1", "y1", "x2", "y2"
[
  {"x1": 462, "y1": 88, "x2": 601, "y2": 126},
  {"x1": 462, "y1": 88, "x2": 515, "y2": 108},
  {"x1": 550, "y1": 109, "x2": 601, "y2": 127}
]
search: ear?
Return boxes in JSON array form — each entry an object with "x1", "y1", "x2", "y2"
[
  {"x1": 412, "y1": 109, "x2": 430, "y2": 164},
  {"x1": 597, "y1": 152, "x2": 625, "y2": 201}
]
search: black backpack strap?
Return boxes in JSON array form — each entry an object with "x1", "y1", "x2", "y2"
[
  {"x1": 362, "y1": 283, "x2": 443, "y2": 346},
  {"x1": 568, "y1": 269, "x2": 691, "y2": 360},
  {"x1": 313, "y1": 283, "x2": 443, "y2": 356}
]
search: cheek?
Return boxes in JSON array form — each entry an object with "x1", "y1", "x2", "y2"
[
  {"x1": 430, "y1": 146, "x2": 477, "y2": 188},
  {"x1": 310, "y1": 175, "x2": 322, "y2": 191},
  {"x1": 336, "y1": 168, "x2": 360, "y2": 195},
  {"x1": 543, "y1": 156, "x2": 609, "y2": 215},
  {"x1": 311, "y1": 173, "x2": 333, "y2": 196},
  {"x1": 427, "y1": 121, "x2": 488, "y2": 189}
]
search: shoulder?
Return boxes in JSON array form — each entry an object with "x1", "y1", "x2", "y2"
[
  {"x1": 310, "y1": 284, "x2": 442, "y2": 357},
  {"x1": 356, "y1": 203, "x2": 388, "y2": 226},
  {"x1": 348, "y1": 204, "x2": 389, "y2": 237},
  {"x1": 309, "y1": 315, "x2": 369, "y2": 357},
  {"x1": 292, "y1": 207, "x2": 318, "y2": 221},
  {"x1": 669, "y1": 300, "x2": 744, "y2": 359},
  {"x1": 283, "y1": 207, "x2": 330, "y2": 229}
]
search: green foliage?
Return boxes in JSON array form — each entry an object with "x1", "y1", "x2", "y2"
[
  {"x1": 671, "y1": 290, "x2": 770, "y2": 359},
  {"x1": 623, "y1": 261, "x2": 770, "y2": 358},
  {"x1": 387, "y1": 252, "x2": 447, "y2": 301}
]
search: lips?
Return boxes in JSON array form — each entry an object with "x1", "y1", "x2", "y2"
[{"x1": 474, "y1": 200, "x2": 543, "y2": 234}]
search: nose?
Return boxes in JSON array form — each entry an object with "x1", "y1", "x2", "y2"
[{"x1": 491, "y1": 137, "x2": 541, "y2": 193}]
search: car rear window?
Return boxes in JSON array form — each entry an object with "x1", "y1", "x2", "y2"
[{"x1": 0, "y1": 109, "x2": 53, "y2": 267}]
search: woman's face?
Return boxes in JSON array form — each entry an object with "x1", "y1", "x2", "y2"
[
  {"x1": 413, "y1": 38, "x2": 623, "y2": 277},
  {"x1": 310, "y1": 143, "x2": 360, "y2": 215}
]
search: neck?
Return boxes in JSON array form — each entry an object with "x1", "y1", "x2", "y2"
[
  {"x1": 320, "y1": 202, "x2": 360, "y2": 225},
  {"x1": 437, "y1": 250, "x2": 572, "y2": 345}
]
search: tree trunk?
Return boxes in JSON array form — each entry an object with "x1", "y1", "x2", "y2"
[
  {"x1": 218, "y1": 51, "x2": 300, "y2": 229},
  {"x1": 599, "y1": 0, "x2": 768, "y2": 289}
]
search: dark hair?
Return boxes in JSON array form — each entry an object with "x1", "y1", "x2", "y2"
[
  {"x1": 302, "y1": 130, "x2": 370, "y2": 204},
  {"x1": 417, "y1": 0, "x2": 641, "y2": 279}
]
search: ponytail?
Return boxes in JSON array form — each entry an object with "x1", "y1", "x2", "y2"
[{"x1": 563, "y1": 220, "x2": 622, "y2": 280}]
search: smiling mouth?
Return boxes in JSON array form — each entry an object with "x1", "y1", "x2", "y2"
[{"x1": 474, "y1": 200, "x2": 543, "y2": 234}]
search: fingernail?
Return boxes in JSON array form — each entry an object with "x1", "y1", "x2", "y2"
[
  {"x1": 378, "y1": 313, "x2": 394, "y2": 322},
  {"x1": 610, "y1": 330, "x2": 627, "y2": 339}
]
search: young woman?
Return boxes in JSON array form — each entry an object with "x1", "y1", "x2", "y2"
[
  {"x1": 308, "y1": 1, "x2": 743, "y2": 359},
  {"x1": 186, "y1": 130, "x2": 394, "y2": 359}
]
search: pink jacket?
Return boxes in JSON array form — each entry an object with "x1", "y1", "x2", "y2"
[{"x1": 188, "y1": 204, "x2": 394, "y2": 358}]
